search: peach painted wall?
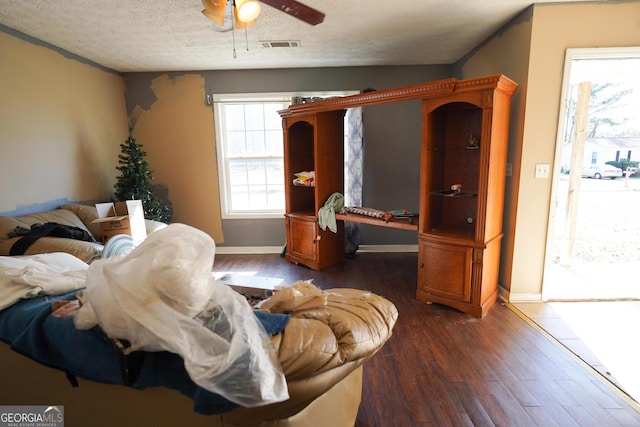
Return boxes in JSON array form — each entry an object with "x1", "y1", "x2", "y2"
[
  {"x1": 129, "y1": 74, "x2": 224, "y2": 243},
  {"x1": 0, "y1": 31, "x2": 128, "y2": 214}
]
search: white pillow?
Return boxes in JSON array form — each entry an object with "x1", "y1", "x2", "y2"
[
  {"x1": 0, "y1": 253, "x2": 88, "y2": 310},
  {"x1": 0, "y1": 252, "x2": 89, "y2": 272}
]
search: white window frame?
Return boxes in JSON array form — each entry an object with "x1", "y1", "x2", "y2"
[{"x1": 214, "y1": 91, "x2": 355, "y2": 219}]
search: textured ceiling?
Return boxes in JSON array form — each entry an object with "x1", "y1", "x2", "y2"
[{"x1": 0, "y1": 0, "x2": 593, "y2": 73}]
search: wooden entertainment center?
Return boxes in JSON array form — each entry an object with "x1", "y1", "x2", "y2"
[{"x1": 279, "y1": 75, "x2": 518, "y2": 317}]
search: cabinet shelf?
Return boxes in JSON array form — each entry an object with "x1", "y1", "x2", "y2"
[
  {"x1": 426, "y1": 146, "x2": 480, "y2": 151},
  {"x1": 428, "y1": 190, "x2": 478, "y2": 197},
  {"x1": 336, "y1": 213, "x2": 418, "y2": 231},
  {"x1": 288, "y1": 210, "x2": 317, "y2": 220},
  {"x1": 421, "y1": 226, "x2": 476, "y2": 244}
]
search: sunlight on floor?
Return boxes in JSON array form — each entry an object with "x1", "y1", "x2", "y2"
[
  {"x1": 513, "y1": 301, "x2": 640, "y2": 404},
  {"x1": 549, "y1": 301, "x2": 640, "y2": 402},
  {"x1": 544, "y1": 261, "x2": 640, "y2": 300}
]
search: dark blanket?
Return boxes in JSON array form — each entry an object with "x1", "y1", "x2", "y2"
[
  {"x1": 9, "y1": 222, "x2": 97, "y2": 256},
  {"x1": 0, "y1": 292, "x2": 289, "y2": 415}
]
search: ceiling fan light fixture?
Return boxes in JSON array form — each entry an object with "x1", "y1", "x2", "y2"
[
  {"x1": 201, "y1": 0, "x2": 227, "y2": 26},
  {"x1": 235, "y1": 0, "x2": 261, "y2": 23}
]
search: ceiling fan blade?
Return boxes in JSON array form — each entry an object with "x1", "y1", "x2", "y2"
[{"x1": 260, "y1": 0, "x2": 325, "y2": 25}]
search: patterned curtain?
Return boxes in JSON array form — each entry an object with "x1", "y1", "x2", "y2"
[{"x1": 344, "y1": 107, "x2": 363, "y2": 256}]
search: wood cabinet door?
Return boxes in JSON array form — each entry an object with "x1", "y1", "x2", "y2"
[
  {"x1": 287, "y1": 216, "x2": 317, "y2": 262},
  {"x1": 418, "y1": 240, "x2": 472, "y2": 303}
]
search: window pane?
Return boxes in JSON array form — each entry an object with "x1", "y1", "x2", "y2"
[
  {"x1": 229, "y1": 160, "x2": 248, "y2": 185},
  {"x1": 264, "y1": 104, "x2": 283, "y2": 129},
  {"x1": 226, "y1": 131, "x2": 246, "y2": 156},
  {"x1": 246, "y1": 130, "x2": 265, "y2": 156},
  {"x1": 265, "y1": 130, "x2": 283, "y2": 156},
  {"x1": 225, "y1": 105, "x2": 245, "y2": 130},
  {"x1": 247, "y1": 159, "x2": 266, "y2": 183},
  {"x1": 245, "y1": 104, "x2": 265, "y2": 130},
  {"x1": 248, "y1": 184, "x2": 267, "y2": 208},
  {"x1": 230, "y1": 186, "x2": 249, "y2": 210},
  {"x1": 265, "y1": 159, "x2": 283, "y2": 184},
  {"x1": 267, "y1": 185, "x2": 285, "y2": 209}
]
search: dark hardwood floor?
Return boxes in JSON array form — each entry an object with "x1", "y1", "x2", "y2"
[{"x1": 212, "y1": 252, "x2": 640, "y2": 426}]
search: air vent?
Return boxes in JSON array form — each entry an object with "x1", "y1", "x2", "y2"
[{"x1": 259, "y1": 40, "x2": 301, "y2": 48}]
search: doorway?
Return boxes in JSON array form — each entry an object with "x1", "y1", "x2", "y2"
[
  {"x1": 544, "y1": 47, "x2": 640, "y2": 301},
  {"x1": 533, "y1": 46, "x2": 640, "y2": 404}
]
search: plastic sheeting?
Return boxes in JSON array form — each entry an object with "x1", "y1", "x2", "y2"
[{"x1": 73, "y1": 223, "x2": 288, "y2": 407}]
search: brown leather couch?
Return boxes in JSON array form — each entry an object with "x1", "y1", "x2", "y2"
[
  {"x1": 0, "y1": 284, "x2": 398, "y2": 426},
  {"x1": 0, "y1": 203, "x2": 165, "y2": 262}
]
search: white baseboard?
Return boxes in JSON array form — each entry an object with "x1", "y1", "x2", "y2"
[
  {"x1": 216, "y1": 246, "x2": 284, "y2": 254},
  {"x1": 507, "y1": 292, "x2": 543, "y2": 302},
  {"x1": 215, "y1": 244, "x2": 418, "y2": 255}
]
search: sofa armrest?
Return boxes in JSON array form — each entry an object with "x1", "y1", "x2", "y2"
[
  {"x1": 268, "y1": 286, "x2": 398, "y2": 379},
  {"x1": 0, "y1": 237, "x2": 102, "y2": 263}
]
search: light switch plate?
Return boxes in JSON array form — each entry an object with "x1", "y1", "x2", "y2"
[{"x1": 535, "y1": 163, "x2": 550, "y2": 178}]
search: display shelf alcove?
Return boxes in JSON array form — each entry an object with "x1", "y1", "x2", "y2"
[
  {"x1": 279, "y1": 75, "x2": 517, "y2": 317},
  {"x1": 281, "y1": 112, "x2": 346, "y2": 270}
]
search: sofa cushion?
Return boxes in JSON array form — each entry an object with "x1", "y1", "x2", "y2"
[
  {"x1": 11, "y1": 209, "x2": 92, "y2": 234},
  {"x1": 0, "y1": 209, "x2": 102, "y2": 262},
  {"x1": 61, "y1": 204, "x2": 101, "y2": 240},
  {"x1": 0, "y1": 204, "x2": 165, "y2": 263},
  {"x1": 24, "y1": 238, "x2": 102, "y2": 263}
]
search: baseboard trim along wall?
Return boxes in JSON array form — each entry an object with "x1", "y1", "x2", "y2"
[
  {"x1": 215, "y1": 245, "x2": 419, "y2": 255},
  {"x1": 506, "y1": 292, "x2": 544, "y2": 302},
  {"x1": 357, "y1": 245, "x2": 418, "y2": 253},
  {"x1": 215, "y1": 246, "x2": 285, "y2": 255},
  {"x1": 498, "y1": 285, "x2": 543, "y2": 305}
]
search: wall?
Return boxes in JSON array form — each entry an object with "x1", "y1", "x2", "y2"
[
  {"x1": 457, "y1": 1, "x2": 640, "y2": 300},
  {"x1": 0, "y1": 29, "x2": 128, "y2": 215},
  {"x1": 123, "y1": 66, "x2": 451, "y2": 249},
  {"x1": 453, "y1": 8, "x2": 533, "y2": 296},
  {"x1": 127, "y1": 74, "x2": 224, "y2": 243}
]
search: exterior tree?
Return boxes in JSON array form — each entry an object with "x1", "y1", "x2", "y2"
[
  {"x1": 113, "y1": 129, "x2": 172, "y2": 223},
  {"x1": 563, "y1": 83, "x2": 634, "y2": 141}
]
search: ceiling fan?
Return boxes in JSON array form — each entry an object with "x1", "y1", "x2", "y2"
[{"x1": 201, "y1": 0, "x2": 325, "y2": 32}]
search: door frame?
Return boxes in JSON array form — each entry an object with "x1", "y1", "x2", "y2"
[{"x1": 542, "y1": 46, "x2": 640, "y2": 301}]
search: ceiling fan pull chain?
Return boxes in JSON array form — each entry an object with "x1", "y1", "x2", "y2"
[
  {"x1": 245, "y1": 25, "x2": 249, "y2": 52},
  {"x1": 232, "y1": 16, "x2": 237, "y2": 59}
]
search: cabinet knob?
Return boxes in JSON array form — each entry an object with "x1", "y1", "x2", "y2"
[{"x1": 419, "y1": 263, "x2": 424, "y2": 268}]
